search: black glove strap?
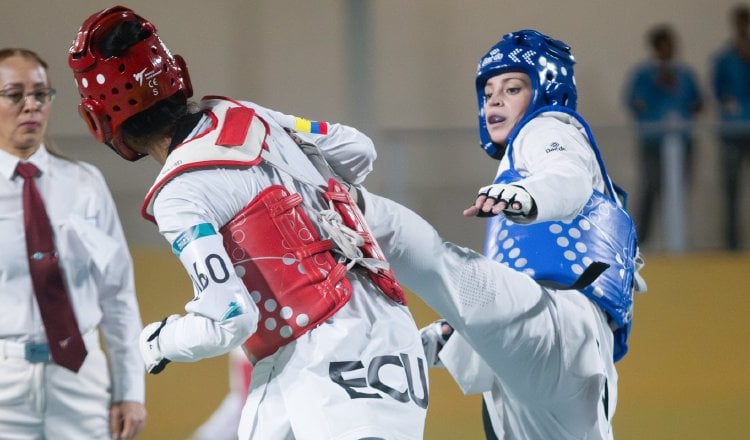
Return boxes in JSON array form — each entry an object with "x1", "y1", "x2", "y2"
[{"x1": 147, "y1": 316, "x2": 172, "y2": 375}]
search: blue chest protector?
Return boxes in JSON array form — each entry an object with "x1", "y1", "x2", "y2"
[{"x1": 483, "y1": 106, "x2": 638, "y2": 361}]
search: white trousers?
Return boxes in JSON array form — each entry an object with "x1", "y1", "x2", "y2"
[
  {"x1": 237, "y1": 281, "x2": 428, "y2": 440},
  {"x1": 0, "y1": 332, "x2": 111, "y2": 440}
]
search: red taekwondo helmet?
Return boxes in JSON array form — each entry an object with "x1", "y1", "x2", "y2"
[{"x1": 68, "y1": 5, "x2": 193, "y2": 161}]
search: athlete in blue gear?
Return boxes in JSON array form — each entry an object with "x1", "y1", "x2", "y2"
[{"x1": 415, "y1": 29, "x2": 647, "y2": 439}]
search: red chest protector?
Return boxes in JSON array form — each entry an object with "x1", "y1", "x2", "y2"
[
  {"x1": 142, "y1": 98, "x2": 404, "y2": 362},
  {"x1": 222, "y1": 184, "x2": 352, "y2": 361},
  {"x1": 323, "y1": 179, "x2": 404, "y2": 304}
]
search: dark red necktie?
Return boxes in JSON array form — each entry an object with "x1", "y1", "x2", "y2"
[{"x1": 16, "y1": 162, "x2": 87, "y2": 372}]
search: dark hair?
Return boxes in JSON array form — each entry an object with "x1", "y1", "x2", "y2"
[
  {"x1": 120, "y1": 94, "x2": 190, "y2": 144},
  {"x1": 731, "y1": 4, "x2": 750, "y2": 23},
  {"x1": 97, "y1": 19, "x2": 190, "y2": 146},
  {"x1": 98, "y1": 20, "x2": 152, "y2": 58},
  {"x1": 0, "y1": 48, "x2": 48, "y2": 69},
  {"x1": 647, "y1": 24, "x2": 674, "y2": 49}
]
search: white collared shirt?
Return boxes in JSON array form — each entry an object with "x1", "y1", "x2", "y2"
[{"x1": 0, "y1": 145, "x2": 144, "y2": 403}]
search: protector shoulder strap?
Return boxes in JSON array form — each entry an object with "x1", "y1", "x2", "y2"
[{"x1": 141, "y1": 98, "x2": 270, "y2": 223}]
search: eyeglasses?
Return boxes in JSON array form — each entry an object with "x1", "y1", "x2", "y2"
[{"x1": 0, "y1": 88, "x2": 56, "y2": 107}]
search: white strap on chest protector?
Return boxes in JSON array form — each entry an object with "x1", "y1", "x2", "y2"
[{"x1": 260, "y1": 145, "x2": 387, "y2": 274}]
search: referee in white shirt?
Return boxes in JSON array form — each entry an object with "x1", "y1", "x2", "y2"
[{"x1": 0, "y1": 48, "x2": 146, "y2": 440}]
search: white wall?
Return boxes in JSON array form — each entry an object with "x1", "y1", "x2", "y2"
[
  {"x1": 4, "y1": 0, "x2": 739, "y2": 134},
  {"x1": 2, "y1": 0, "x2": 746, "y2": 250}
]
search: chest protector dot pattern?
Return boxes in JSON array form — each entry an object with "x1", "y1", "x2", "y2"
[
  {"x1": 221, "y1": 184, "x2": 353, "y2": 362},
  {"x1": 484, "y1": 106, "x2": 638, "y2": 361}
]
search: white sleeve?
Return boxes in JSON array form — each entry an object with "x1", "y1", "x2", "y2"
[
  {"x1": 151, "y1": 173, "x2": 260, "y2": 363},
  {"x1": 511, "y1": 117, "x2": 603, "y2": 222},
  {"x1": 84, "y1": 165, "x2": 145, "y2": 403},
  {"x1": 438, "y1": 331, "x2": 496, "y2": 395},
  {"x1": 257, "y1": 105, "x2": 377, "y2": 184},
  {"x1": 296, "y1": 123, "x2": 376, "y2": 185}
]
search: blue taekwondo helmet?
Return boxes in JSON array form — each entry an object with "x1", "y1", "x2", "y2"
[{"x1": 476, "y1": 30, "x2": 578, "y2": 159}]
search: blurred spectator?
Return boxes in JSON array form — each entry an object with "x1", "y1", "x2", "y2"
[
  {"x1": 623, "y1": 24, "x2": 703, "y2": 246},
  {"x1": 711, "y1": 4, "x2": 750, "y2": 250}
]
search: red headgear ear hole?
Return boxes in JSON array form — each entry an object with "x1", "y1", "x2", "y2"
[
  {"x1": 79, "y1": 98, "x2": 144, "y2": 161},
  {"x1": 78, "y1": 98, "x2": 111, "y2": 143}
]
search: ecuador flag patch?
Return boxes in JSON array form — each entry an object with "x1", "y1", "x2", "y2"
[{"x1": 294, "y1": 117, "x2": 329, "y2": 135}]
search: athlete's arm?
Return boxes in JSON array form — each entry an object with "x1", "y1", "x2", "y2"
[
  {"x1": 162, "y1": 223, "x2": 258, "y2": 359},
  {"x1": 509, "y1": 117, "x2": 601, "y2": 223},
  {"x1": 296, "y1": 123, "x2": 377, "y2": 185},
  {"x1": 253, "y1": 105, "x2": 377, "y2": 184},
  {"x1": 142, "y1": 177, "x2": 260, "y2": 370}
]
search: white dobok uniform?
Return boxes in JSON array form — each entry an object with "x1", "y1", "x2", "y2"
[
  {"x1": 145, "y1": 98, "x2": 427, "y2": 440},
  {"x1": 365, "y1": 112, "x2": 619, "y2": 440}
]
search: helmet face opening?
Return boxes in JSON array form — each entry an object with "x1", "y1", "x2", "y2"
[
  {"x1": 475, "y1": 30, "x2": 577, "y2": 159},
  {"x1": 68, "y1": 5, "x2": 193, "y2": 161}
]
